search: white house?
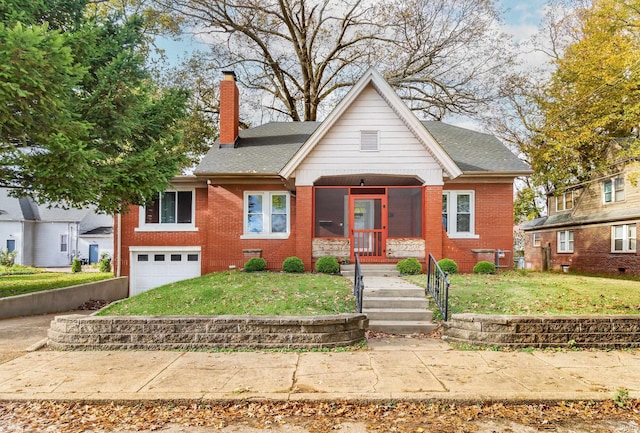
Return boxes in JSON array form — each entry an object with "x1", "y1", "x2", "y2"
[{"x1": 0, "y1": 189, "x2": 113, "y2": 267}]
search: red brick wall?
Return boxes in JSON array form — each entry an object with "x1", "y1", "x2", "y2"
[
  {"x1": 219, "y1": 76, "x2": 239, "y2": 145},
  {"x1": 525, "y1": 226, "x2": 640, "y2": 274},
  {"x1": 442, "y1": 182, "x2": 515, "y2": 272},
  {"x1": 205, "y1": 184, "x2": 298, "y2": 272},
  {"x1": 117, "y1": 188, "x2": 210, "y2": 278},
  {"x1": 424, "y1": 185, "x2": 443, "y2": 259}
]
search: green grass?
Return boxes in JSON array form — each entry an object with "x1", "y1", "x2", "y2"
[
  {"x1": 98, "y1": 271, "x2": 356, "y2": 316},
  {"x1": 405, "y1": 271, "x2": 640, "y2": 316},
  {"x1": 0, "y1": 271, "x2": 114, "y2": 298}
]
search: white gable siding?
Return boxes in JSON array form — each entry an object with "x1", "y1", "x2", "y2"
[
  {"x1": 295, "y1": 84, "x2": 443, "y2": 185},
  {"x1": 0, "y1": 221, "x2": 23, "y2": 265},
  {"x1": 33, "y1": 222, "x2": 76, "y2": 267}
]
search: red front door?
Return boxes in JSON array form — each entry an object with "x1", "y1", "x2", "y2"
[{"x1": 349, "y1": 195, "x2": 387, "y2": 260}]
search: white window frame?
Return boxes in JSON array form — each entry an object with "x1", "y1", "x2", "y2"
[
  {"x1": 612, "y1": 224, "x2": 636, "y2": 253},
  {"x1": 442, "y1": 191, "x2": 478, "y2": 239},
  {"x1": 557, "y1": 230, "x2": 574, "y2": 253},
  {"x1": 555, "y1": 191, "x2": 573, "y2": 211},
  {"x1": 360, "y1": 130, "x2": 380, "y2": 151},
  {"x1": 603, "y1": 177, "x2": 625, "y2": 204},
  {"x1": 532, "y1": 233, "x2": 541, "y2": 247},
  {"x1": 136, "y1": 189, "x2": 197, "y2": 232},
  {"x1": 60, "y1": 234, "x2": 68, "y2": 253},
  {"x1": 241, "y1": 191, "x2": 291, "y2": 239}
]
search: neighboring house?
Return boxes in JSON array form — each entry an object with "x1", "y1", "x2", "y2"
[
  {"x1": 522, "y1": 148, "x2": 640, "y2": 274},
  {"x1": 0, "y1": 188, "x2": 113, "y2": 267},
  {"x1": 115, "y1": 68, "x2": 531, "y2": 295}
]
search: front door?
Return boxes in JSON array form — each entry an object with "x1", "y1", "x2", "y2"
[
  {"x1": 350, "y1": 195, "x2": 387, "y2": 260},
  {"x1": 89, "y1": 244, "x2": 99, "y2": 264}
]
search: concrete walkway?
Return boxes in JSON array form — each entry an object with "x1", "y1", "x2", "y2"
[{"x1": 1, "y1": 333, "x2": 639, "y2": 402}]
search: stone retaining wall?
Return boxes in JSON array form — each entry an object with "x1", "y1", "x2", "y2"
[
  {"x1": 48, "y1": 314, "x2": 368, "y2": 350},
  {"x1": 444, "y1": 313, "x2": 640, "y2": 348}
]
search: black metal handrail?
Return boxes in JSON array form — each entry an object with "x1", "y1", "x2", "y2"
[
  {"x1": 427, "y1": 253, "x2": 450, "y2": 321},
  {"x1": 353, "y1": 253, "x2": 364, "y2": 313}
]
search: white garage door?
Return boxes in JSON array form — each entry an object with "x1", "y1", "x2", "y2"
[{"x1": 130, "y1": 249, "x2": 201, "y2": 296}]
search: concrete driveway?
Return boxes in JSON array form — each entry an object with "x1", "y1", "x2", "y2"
[{"x1": 0, "y1": 311, "x2": 90, "y2": 363}]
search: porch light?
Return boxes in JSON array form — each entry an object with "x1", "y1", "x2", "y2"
[{"x1": 359, "y1": 179, "x2": 365, "y2": 186}]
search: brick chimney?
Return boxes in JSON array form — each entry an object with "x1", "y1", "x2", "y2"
[{"x1": 219, "y1": 71, "x2": 239, "y2": 148}]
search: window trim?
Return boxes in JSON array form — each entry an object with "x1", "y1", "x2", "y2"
[
  {"x1": 603, "y1": 177, "x2": 625, "y2": 204},
  {"x1": 611, "y1": 224, "x2": 636, "y2": 253},
  {"x1": 532, "y1": 233, "x2": 541, "y2": 247},
  {"x1": 555, "y1": 191, "x2": 573, "y2": 211},
  {"x1": 136, "y1": 189, "x2": 198, "y2": 232},
  {"x1": 241, "y1": 191, "x2": 291, "y2": 239},
  {"x1": 557, "y1": 230, "x2": 574, "y2": 253},
  {"x1": 442, "y1": 190, "x2": 479, "y2": 239},
  {"x1": 60, "y1": 234, "x2": 68, "y2": 253}
]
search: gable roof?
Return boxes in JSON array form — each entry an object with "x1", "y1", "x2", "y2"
[
  {"x1": 279, "y1": 68, "x2": 462, "y2": 179},
  {"x1": 194, "y1": 68, "x2": 530, "y2": 179},
  {"x1": 422, "y1": 121, "x2": 530, "y2": 174}
]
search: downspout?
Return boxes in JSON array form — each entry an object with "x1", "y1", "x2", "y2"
[{"x1": 116, "y1": 213, "x2": 121, "y2": 277}]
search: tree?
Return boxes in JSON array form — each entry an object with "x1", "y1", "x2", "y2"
[
  {"x1": 530, "y1": 0, "x2": 640, "y2": 190},
  {"x1": 157, "y1": 0, "x2": 516, "y2": 122},
  {"x1": 0, "y1": 0, "x2": 190, "y2": 214}
]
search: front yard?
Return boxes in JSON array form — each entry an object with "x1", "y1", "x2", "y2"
[
  {"x1": 406, "y1": 271, "x2": 640, "y2": 316},
  {"x1": 98, "y1": 271, "x2": 356, "y2": 316}
]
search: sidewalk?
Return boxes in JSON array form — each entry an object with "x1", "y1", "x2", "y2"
[{"x1": 0, "y1": 336, "x2": 639, "y2": 402}]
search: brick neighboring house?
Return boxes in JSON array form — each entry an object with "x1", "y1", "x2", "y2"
[
  {"x1": 522, "y1": 146, "x2": 640, "y2": 274},
  {"x1": 115, "y1": 68, "x2": 531, "y2": 295}
]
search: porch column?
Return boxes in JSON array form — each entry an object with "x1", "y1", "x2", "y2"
[
  {"x1": 295, "y1": 186, "x2": 313, "y2": 270},
  {"x1": 424, "y1": 185, "x2": 443, "y2": 259}
]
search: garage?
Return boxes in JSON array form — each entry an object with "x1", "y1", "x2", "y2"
[{"x1": 129, "y1": 247, "x2": 201, "y2": 296}]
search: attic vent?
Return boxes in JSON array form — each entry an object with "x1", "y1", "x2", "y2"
[{"x1": 360, "y1": 130, "x2": 379, "y2": 151}]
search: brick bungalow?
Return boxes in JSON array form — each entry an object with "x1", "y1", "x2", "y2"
[{"x1": 115, "y1": 68, "x2": 531, "y2": 295}]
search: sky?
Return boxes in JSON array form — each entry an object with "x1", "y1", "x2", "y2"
[
  {"x1": 155, "y1": 0, "x2": 554, "y2": 130},
  {"x1": 157, "y1": 0, "x2": 552, "y2": 66}
]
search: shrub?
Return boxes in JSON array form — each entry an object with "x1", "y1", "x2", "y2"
[
  {"x1": 0, "y1": 249, "x2": 17, "y2": 267},
  {"x1": 282, "y1": 256, "x2": 304, "y2": 273},
  {"x1": 315, "y1": 256, "x2": 339, "y2": 274},
  {"x1": 396, "y1": 258, "x2": 422, "y2": 275},
  {"x1": 71, "y1": 258, "x2": 82, "y2": 273},
  {"x1": 437, "y1": 258, "x2": 458, "y2": 274},
  {"x1": 99, "y1": 258, "x2": 111, "y2": 273},
  {"x1": 244, "y1": 257, "x2": 267, "y2": 272},
  {"x1": 473, "y1": 260, "x2": 496, "y2": 274}
]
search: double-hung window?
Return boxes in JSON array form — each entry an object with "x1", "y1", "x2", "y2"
[
  {"x1": 60, "y1": 234, "x2": 68, "y2": 253},
  {"x1": 442, "y1": 191, "x2": 477, "y2": 238},
  {"x1": 557, "y1": 230, "x2": 574, "y2": 253},
  {"x1": 603, "y1": 177, "x2": 624, "y2": 204},
  {"x1": 243, "y1": 191, "x2": 290, "y2": 238},
  {"x1": 612, "y1": 224, "x2": 636, "y2": 253},
  {"x1": 138, "y1": 190, "x2": 196, "y2": 231},
  {"x1": 532, "y1": 233, "x2": 541, "y2": 247},
  {"x1": 556, "y1": 191, "x2": 573, "y2": 211}
]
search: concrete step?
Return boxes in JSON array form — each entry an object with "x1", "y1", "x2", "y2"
[
  {"x1": 364, "y1": 287, "x2": 425, "y2": 297},
  {"x1": 363, "y1": 308, "x2": 433, "y2": 322},
  {"x1": 341, "y1": 264, "x2": 400, "y2": 278},
  {"x1": 363, "y1": 296, "x2": 429, "y2": 309},
  {"x1": 368, "y1": 320, "x2": 438, "y2": 335}
]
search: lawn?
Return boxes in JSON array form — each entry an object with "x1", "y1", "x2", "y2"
[
  {"x1": 405, "y1": 271, "x2": 640, "y2": 316},
  {"x1": 98, "y1": 271, "x2": 356, "y2": 316},
  {"x1": 0, "y1": 271, "x2": 114, "y2": 298}
]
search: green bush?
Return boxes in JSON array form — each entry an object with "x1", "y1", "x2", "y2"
[
  {"x1": 99, "y1": 258, "x2": 111, "y2": 273},
  {"x1": 244, "y1": 257, "x2": 267, "y2": 272},
  {"x1": 315, "y1": 256, "x2": 339, "y2": 274},
  {"x1": 437, "y1": 258, "x2": 458, "y2": 274},
  {"x1": 282, "y1": 256, "x2": 304, "y2": 273},
  {"x1": 473, "y1": 260, "x2": 496, "y2": 274},
  {"x1": 396, "y1": 258, "x2": 422, "y2": 275},
  {"x1": 71, "y1": 258, "x2": 82, "y2": 273},
  {"x1": 0, "y1": 249, "x2": 17, "y2": 267}
]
